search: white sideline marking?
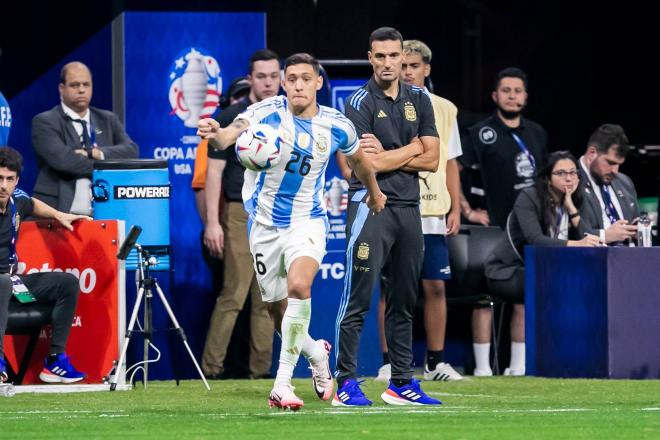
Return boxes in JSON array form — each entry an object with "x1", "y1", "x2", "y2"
[
  {"x1": 201, "y1": 407, "x2": 595, "y2": 417},
  {"x1": 640, "y1": 408, "x2": 660, "y2": 411},
  {"x1": 13, "y1": 384, "x2": 131, "y2": 394},
  {"x1": 428, "y1": 392, "x2": 500, "y2": 398}
]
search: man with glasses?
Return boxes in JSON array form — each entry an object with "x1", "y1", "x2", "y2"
[{"x1": 31, "y1": 61, "x2": 139, "y2": 214}]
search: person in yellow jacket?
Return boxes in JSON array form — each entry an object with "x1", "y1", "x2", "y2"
[{"x1": 375, "y1": 39, "x2": 464, "y2": 382}]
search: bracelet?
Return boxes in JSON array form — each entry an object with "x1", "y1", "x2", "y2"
[
  {"x1": 87, "y1": 148, "x2": 94, "y2": 159},
  {"x1": 568, "y1": 211, "x2": 580, "y2": 219}
]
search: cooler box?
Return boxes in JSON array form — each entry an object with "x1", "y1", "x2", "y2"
[{"x1": 92, "y1": 159, "x2": 170, "y2": 270}]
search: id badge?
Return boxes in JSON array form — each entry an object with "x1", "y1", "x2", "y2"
[{"x1": 10, "y1": 275, "x2": 36, "y2": 303}]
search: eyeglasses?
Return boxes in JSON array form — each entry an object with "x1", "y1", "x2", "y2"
[{"x1": 551, "y1": 170, "x2": 578, "y2": 178}]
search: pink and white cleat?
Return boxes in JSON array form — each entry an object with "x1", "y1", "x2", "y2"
[
  {"x1": 268, "y1": 383, "x2": 304, "y2": 411},
  {"x1": 310, "y1": 339, "x2": 334, "y2": 401}
]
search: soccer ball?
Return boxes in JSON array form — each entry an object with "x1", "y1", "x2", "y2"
[{"x1": 235, "y1": 123, "x2": 281, "y2": 171}]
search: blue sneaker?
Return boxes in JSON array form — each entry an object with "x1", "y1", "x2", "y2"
[
  {"x1": 332, "y1": 379, "x2": 372, "y2": 406},
  {"x1": 0, "y1": 358, "x2": 8, "y2": 383},
  {"x1": 39, "y1": 353, "x2": 86, "y2": 384},
  {"x1": 381, "y1": 378, "x2": 442, "y2": 405}
]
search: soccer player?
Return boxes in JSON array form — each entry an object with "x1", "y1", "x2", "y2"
[{"x1": 197, "y1": 53, "x2": 386, "y2": 410}]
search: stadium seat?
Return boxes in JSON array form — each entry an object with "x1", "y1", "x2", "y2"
[
  {"x1": 4, "y1": 302, "x2": 52, "y2": 384},
  {"x1": 445, "y1": 225, "x2": 504, "y2": 374}
]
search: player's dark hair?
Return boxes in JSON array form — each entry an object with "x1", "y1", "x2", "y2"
[
  {"x1": 283, "y1": 53, "x2": 320, "y2": 75},
  {"x1": 0, "y1": 146, "x2": 24, "y2": 174}
]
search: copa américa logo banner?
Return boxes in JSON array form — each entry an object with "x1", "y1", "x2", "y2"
[{"x1": 121, "y1": 12, "x2": 265, "y2": 300}]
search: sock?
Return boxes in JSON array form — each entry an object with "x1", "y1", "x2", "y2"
[
  {"x1": 473, "y1": 343, "x2": 491, "y2": 372},
  {"x1": 382, "y1": 352, "x2": 390, "y2": 366},
  {"x1": 392, "y1": 378, "x2": 411, "y2": 388},
  {"x1": 509, "y1": 342, "x2": 525, "y2": 370},
  {"x1": 275, "y1": 298, "x2": 311, "y2": 386},
  {"x1": 301, "y1": 334, "x2": 325, "y2": 365},
  {"x1": 426, "y1": 350, "x2": 444, "y2": 370}
]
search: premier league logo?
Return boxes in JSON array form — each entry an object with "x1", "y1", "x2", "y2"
[{"x1": 168, "y1": 47, "x2": 223, "y2": 128}]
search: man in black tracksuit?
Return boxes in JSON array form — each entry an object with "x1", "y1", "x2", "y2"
[{"x1": 333, "y1": 27, "x2": 442, "y2": 406}]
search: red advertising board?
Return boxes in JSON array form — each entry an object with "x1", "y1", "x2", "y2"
[{"x1": 3, "y1": 220, "x2": 124, "y2": 384}]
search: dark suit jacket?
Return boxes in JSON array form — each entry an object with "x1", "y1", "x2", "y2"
[
  {"x1": 485, "y1": 187, "x2": 588, "y2": 281},
  {"x1": 578, "y1": 158, "x2": 639, "y2": 234},
  {"x1": 31, "y1": 105, "x2": 139, "y2": 212}
]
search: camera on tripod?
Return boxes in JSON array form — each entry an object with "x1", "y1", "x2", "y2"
[{"x1": 106, "y1": 225, "x2": 210, "y2": 391}]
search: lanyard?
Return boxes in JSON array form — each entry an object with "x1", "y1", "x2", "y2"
[
  {"x1": 510, "y1": 132, "x2": 536, "y2": 171},
  {"x1": 599, "y1": 185, "x2": 620, "y2": 224},
  {"x1": 8, "y1": 197, "x2": 18, "y2": 273}
]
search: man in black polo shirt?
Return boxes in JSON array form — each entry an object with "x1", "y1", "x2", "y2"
[
  {"x1": 460, "y1": 67, "x2": 548, "y2": 377},
  {"x1": 0, "y1": 147, "x2": 88, "y2": 384},
  {"x1": 334, "y1": 27, "x2": 441, "y2": 406},
  {"x1": 200, "y1": 49, "x2": 280, "y2": 380}
]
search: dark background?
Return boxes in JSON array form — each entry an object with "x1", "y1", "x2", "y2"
[{"x1": 1, "y1": 0, "x2": 658, "y2": 195}]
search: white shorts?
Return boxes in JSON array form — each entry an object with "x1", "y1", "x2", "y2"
[{"x1": 248, "y1": 218, "x2": 327, "y2": 303}]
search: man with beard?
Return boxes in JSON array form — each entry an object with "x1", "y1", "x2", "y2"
[
  {"x1": 460, "y1": 67, "x2": 548, "y2": 229},
  {"x1": 578, "y1": 124, "x2": 638, "y2": 244},
  {"x1": 460, "y1": 67, "x2": 548, "y2": 377}
]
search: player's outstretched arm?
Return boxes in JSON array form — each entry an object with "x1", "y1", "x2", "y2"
[
  {"x1": 346, "y1": 148, "x2": 386, "y2": 214},
  {"x1": 400, "y1": 135, "x2": 440, "y2": 172},
  {"x1": 197, "y1": 118, "x2": 249, "y2": 150}
]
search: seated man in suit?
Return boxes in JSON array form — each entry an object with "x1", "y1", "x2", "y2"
[
  {"x1": 0, "y1": 147, "x2": 88, "y2": 383},
  {"x1": 31, "y1": 61, "x2": 139, "y2": 214},
  {"x1": 578, "y1": 123, "x2": 639, "y2": 245}
]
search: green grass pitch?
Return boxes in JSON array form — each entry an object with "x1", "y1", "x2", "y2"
[{"x1": 1, "y1": 377, "x2": 659, "y2": 439}]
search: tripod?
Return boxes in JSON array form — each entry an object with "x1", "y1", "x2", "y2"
[{"x1": 108, "y1": 242, "x2": 210, "y2": 391}]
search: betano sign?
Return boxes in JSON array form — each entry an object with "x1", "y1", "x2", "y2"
[{"x1": 3, "y1": 220, "x2": 124, "y2": 384}]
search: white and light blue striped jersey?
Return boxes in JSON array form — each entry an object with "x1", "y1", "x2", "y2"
[{"x1": 236, "y1": 95, "x2": 359, "y2": 227}]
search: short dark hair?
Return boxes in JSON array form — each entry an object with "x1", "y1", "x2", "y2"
[
  {"x1": 248, "y1": 49, "x2": 280, "y2": 75},
  {"x1": 494, "y1": 67, "x2": 528, "y2": 91},
  {"x1": 283, "y1": 53, "x2": 320, "y2": 75},
  {"x1": 369, "y1": 27, "x2": 403, "y2": 50},
  {"x1": 0, "y1": 146, "x2": 24, "y2": 174},
  {"x1": 587, "y1": 123, "x2": 630, "y2": 157}
]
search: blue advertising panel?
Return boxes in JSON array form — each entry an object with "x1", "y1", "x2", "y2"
[{"x1": 121, "y1": 12, "x2": 266, "y2": 379}]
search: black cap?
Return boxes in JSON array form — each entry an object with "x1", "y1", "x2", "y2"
[
  {"x1": 220, "y1": 76, "x2": 251, "y2": 109},
  {"x1": 228, "y1": 77, "x2": 250, "y2": 99}
]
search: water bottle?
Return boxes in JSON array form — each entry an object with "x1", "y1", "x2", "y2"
[
  {"x1": 637, "y1": 212, "x2": 652, "y2": 247},
  {"x1": 0, "y1": 383, "x2": 16, "y2": 397}
]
